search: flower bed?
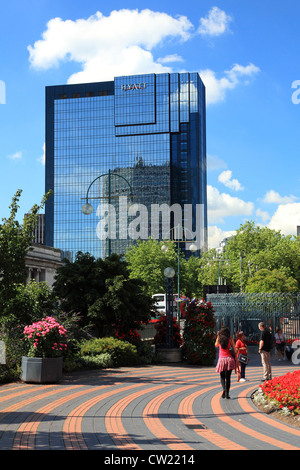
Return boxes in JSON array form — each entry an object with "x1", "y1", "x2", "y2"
[{"x1": 252, "y1": 370, "x2": 300, "y2": 422}]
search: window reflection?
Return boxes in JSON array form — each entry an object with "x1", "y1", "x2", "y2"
[{"x1": 46, "y1": 73, "x2": 207, "y2": 259}]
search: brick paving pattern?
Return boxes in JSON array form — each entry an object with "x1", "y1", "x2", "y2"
[{"x1": 0, "y1": 354, "x2": 299, "y2": 451}]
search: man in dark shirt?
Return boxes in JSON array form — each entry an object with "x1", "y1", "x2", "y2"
[{"x1": 258, "y1": 322, "x2": 272, "y2": 381}]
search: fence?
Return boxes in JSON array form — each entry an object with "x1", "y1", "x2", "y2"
[{"x1": 207, "y1": 292, "x2": 300, "y2": 343}]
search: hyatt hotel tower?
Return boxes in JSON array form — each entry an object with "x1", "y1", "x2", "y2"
[{"x1": 45, "y1": 72, "x2": 207, "y2": 260}]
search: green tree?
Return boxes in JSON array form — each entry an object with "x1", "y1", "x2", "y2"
[
  {"x1": 1, "y1": 281, "x2": 58, "y2": 330},
  {"x1": 218, "y1": 221, "x2": 300, "y2": 292},
  {"x1": 53, "y1": 251, "x2": 102, "y2": 319},
  {"x1": 125, "y1": 237, "x2": 205, "y2": 298},
  {"x1": 125, "y1": 238, "x2": 179, "y2": 296},
  {"x1": 0, "y1": 189, "x2": 52, "y2": 313},
  {"x1": 53, "y1": 252, "x2": 153, "y2": 335},
  {"x1": 88, "y1": 274, "x2": 152, "y2": 337},
  {"x1": 245, "y1": 268, "x2": 298, "y2": 293}
]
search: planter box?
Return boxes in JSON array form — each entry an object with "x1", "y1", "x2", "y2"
[
  {"x1": 157, "y1": 348, "x2": 182, "y2": 363},
  {"x1": 21, "y1": 356, "x2": 63, "y2": 384}
]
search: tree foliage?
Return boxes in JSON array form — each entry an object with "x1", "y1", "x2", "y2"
[
  {"x1": 53, "y1": 252, "x2": 153, "y2": 336},
  {"x1": 125, "y1": 238, "x2": 203, "y2": 298},
  {"x1": 0, "y1": 189, "x2": 52, "y2": 313},
  {"x1": 245, "y1": 268, "x2": 298, "y2": 293},
  {"x1": 201, "y1": 221, "x2": 300, "y2": 293}
]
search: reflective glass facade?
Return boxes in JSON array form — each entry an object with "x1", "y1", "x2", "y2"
[{"x1": 45, "y1": 73, "x2": 207, "y2": 260}]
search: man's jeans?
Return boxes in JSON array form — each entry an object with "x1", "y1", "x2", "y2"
[{"x1": 260, "y1": 350, "x2": 272, "y2": 380}]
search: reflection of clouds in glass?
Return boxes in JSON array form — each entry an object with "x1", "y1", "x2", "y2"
[{"x1": 0, "y1": 80, "x2": 5, "y2": 104}]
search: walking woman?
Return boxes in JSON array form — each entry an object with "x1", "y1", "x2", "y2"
[{"x1": 215, "y1": 326, "x2": 237, "y2": 399}]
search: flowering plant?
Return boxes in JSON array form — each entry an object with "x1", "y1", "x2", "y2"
[
  {"x1": 258, "y1": 370, "x2": 300, "y2": 416},
  {"x1": 23, "y1": 316, "x2": 67, "y2": 358},
  {"x1": 115, "y1": 328, "x2": 141, "y2": 348},
  {"x1": 182, "y1": 298, "x2": 216, "y2": 365},
  {"x1": 154, "y1": 314, "x2": 183, "y2": 348}
]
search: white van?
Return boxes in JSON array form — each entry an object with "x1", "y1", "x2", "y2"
[{"x1": 152, "y1": 293, "x2": 177, "y2": 316}]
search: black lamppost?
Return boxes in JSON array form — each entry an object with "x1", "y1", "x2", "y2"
[
  {"x1": 81, "y1": 169, "x2": 134, "y2": 256},
  {"x1": 164, "y1": 267, "x2": 175, "y2": 348}
]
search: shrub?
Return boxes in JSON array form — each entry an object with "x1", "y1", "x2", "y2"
[
  {"x1": 80, "y1": 353, "x2": 114, "y2": 369},
  {"x1": 80, "y1": 337, "x2": 139, "y2": 367},
  {"x1": 182, "y1": 299, "x2": 216, "y2": 366}
]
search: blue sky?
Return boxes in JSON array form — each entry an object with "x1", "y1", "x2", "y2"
[{"x1": 0, "y1": 0, "x2": 299, "y2": 248}]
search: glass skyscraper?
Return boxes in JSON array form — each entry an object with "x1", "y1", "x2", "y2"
[{"x1": 45, "y1": 72, "x2": 207, "y2": 260}]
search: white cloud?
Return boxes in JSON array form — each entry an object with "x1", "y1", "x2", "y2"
[
  {"x1": 198, "y1": 6, "x2": 233, "y2": 37},
  {"x1": 7, "y1": 150, "x2": 23, "y2": 160},
  {"x1": 28, "y1": 9, "x2": 193, "y2": 83},
  {"x1": 208, "y1": 225, "x2": 236, "y2": 249},
  {"x1": 200, "y1": 63, "x2": 260, "y2": 104},
  {"x1": 207, "y1": 154, "x2": 227, "y2": 171},
  {"x1": 256, "y1": 208, "x2": 270, "y2": 223},
  {"x1": 157, "y1": 54, "x2": 184, "y2": 64},
  {"x1": 207, "y1": 185, "x2": 254, "y2": 224},
  {"x1": 218, "y1": 170, "x2": 244, "y2": 191},
  {"x1": 267, "y1": 203, "x2": 300, "y2": 236},
  {"x1": 263, "y1": 189, "x2": 298, "y2": 204},
  {"x1": 37, "y1": 143, "x2": 45, "y2": 165}
]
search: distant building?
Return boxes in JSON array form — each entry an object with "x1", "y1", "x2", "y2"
[
  {"x1": 25, "y1": 244, "x2": 62, "y2": 288},
  {"x1": 24, "y1": 213, "x2": 62, "y2": 287},
  {"x1": 24, "y1": 213, "x2": 45, "y2": 245},
  {"x1": 45, "y1": 72, "x2": 207, "y2": 260}
]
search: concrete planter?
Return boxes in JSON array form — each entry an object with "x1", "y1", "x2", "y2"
[
  {"x1": 158, "y1": 348, "x2": 182, "y2": 363},
  {"x1": 21, "y1": 356, "x2": 63, "y2": 384}
]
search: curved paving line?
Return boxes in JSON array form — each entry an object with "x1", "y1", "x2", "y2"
[
  {"x1": 210, "y1": 382, "x2": 300, "y2": 450},
  {"x1": 105, "y1": 384, "x2": 173, "y2": 450},
  {"x1": 142, "y1": 384, "x2": 197, "y2": 450},
  {"x1": 64, "y1": 383, "x2": 148, "y2": 450},
  {"x1": 2, "y1": 362, "x2": 300, "y2": 450},
  {"x1": 237, "y1": 385, "x2": 300, "y2": 442},
  {"x1": 0, "y1": 385, "x2": 82, "y2": 416},
  {"x1": 178, "y1": 385, "x2": 246, "y2": 450},
  {"x1": 0, "y1": 385, "x2": 57, "y2": 406},
  {"x1": 12, "y1": 384, "x2": 104, "y2": 450}
]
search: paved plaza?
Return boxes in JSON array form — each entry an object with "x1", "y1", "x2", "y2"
[{"x1": 0, "y1": 352, "x2": 299, "y2": 452}]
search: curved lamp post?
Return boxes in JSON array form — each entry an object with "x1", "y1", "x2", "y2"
[{"x1": 81, "y1": 169, "x2": 134, "y2": 255}]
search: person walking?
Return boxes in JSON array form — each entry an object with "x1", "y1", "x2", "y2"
[
  {"x1": 275, "y1": 327, "x2": 285, "y2": 361},
  {"x1": 258, "y1": 322, "x2": 272, "y2": 381},
  {"x1": 235, "y1": 331, "x2": 248, "y2": 382},
  {"x1": 215, "y1": 326, "x2": 236, "y2": 399}
]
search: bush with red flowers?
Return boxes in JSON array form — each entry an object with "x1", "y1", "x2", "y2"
[
  {"x1": 182, "y1": 299, "x2": 216, "y2": 366},
  {"x1": 154, "y1": 314, "x2": 182, "y2": 348},
  {"x1": 257, "y1": 370, "x2": 300, "y2": 416},
  {"x1": 115, "y1": 328, "x2": 142, "y2": 348}
]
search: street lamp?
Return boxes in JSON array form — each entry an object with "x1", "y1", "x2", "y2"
[
  {"x1": 161, "y1": 226, "x2": 198, "y2": 322},
  {"x1": 164, "y1": 266, "x2": 175, "y2": 348},
  {"x1": 81, "y1": 169, "x2": 134, "y2": 255}
]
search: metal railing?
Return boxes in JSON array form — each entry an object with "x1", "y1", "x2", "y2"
[{"x1": 207, "y1": 292, "x2": 300, "y2": 343}]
